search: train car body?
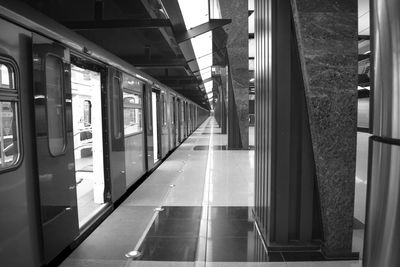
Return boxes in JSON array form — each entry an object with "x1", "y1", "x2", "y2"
[{"x1": 0, "y1": 1, "x2": 209, "y2": 266}]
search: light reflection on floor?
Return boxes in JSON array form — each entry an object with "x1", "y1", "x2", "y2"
[{"x1": 61, "y1": 118, "x2": 363, "y2": 267}]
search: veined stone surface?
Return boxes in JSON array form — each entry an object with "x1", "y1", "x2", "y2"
[
  {"x1": 290, "y1": 0, "x2": 358, "y2": 256},
  {"x1": 219, "y1": 0, "x2": 249, "y2": 149}
]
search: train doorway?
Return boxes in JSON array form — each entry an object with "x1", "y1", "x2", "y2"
[
  {"x1": 70, "y1": 62, "x2": 107, "y2": 228},
  {"x1": 152, "y1": 90, "x2": 162, "y2": 163}
]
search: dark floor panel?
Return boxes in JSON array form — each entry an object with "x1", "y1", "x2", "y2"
[
  {"x1": 193, "y1": 145, "x2": 227, "y2": 151},
  {"x1": 267, "y1": 252, "x2": 285, "y2": 261},
  {"x1": 158, "y1": 206, "x2": 203, "y2": 220},
  {"x1": 133, "y1": 206, "x2": 289, "y2": 262},
  {"x1": 209, "y1": 207, "x2": 252, "y2": 221},
  {"x1": 69, "y1": 206, "x2": 156, "y2": 260},
  {"x1": 208, "y1": 219, "x2": 254, "y2": 237},
  {"x1": 137, "y1": 237, "x2": 200, "y2": 261},
  {"x1": 353, "y1": 217, "x2": 364, "y2": 229},
  {"x1": 206, "y1": 237, "x2": 271, "y2": 262},
  {"x1": 281, "y1": 251, "x2": 326, "y2": 261},
  {"x1": 147, "y1": 218, "x2": 201, "y2": 237}
]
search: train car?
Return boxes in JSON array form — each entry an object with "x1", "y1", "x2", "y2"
[{"x1": 0, "y1": 1, "x2": 209, "y2": 266}]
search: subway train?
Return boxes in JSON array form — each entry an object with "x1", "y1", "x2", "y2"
[{"x1": 0, "y1": 1, "x2": 209, "y2": 266}]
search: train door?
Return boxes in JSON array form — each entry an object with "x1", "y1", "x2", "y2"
[
  {"x1": 187, "y1": 103, "x2": 191, "y2": 133},
  {"x1": 184, "y1": 101, "x2": 188, "y2": 138},
  {"x1": 70, "y1": 55, "x2": 108, "y2": 227},
  {"x1": 176, "y1": 98, "x2": 181, "y2": 143},
  {"x1": 170, "y1": 95, "x2": 175, "y2": 149},
  {"x1": 144, "y1": 82, "x2": 154, "y2": 170},
  {"x1": 182, "y1": 101, "x2": 185, "y2": 139},
  {"x1": 180, "y1": 99, "x2": 184, "y2": 141},
  {"x1": 107, "y1": 67, "x2": 126, "y2": 201},
  {"x1": 170, "y1": 96, "x2": 178, "y2": 150},
  {"x1": 32, "y1": 34, "x2": 79, "y2": 263},
  {"x1": 152, "y1": 88, "x2": 162, "y2": 163},
  {"x1": 189, "y1": 104, "x2": 193, "y2": 133},
  {"x1": 160, "y1": 90, "x2": 168, "y2": 157},
  {"x1": 0, "y1": 20, "x2": 42, "y2": 266},
  {"x1": 184, "y1": 103, "x2": 186, "y2": 136},
  {"x1": 122, "y1": 73, "x2": 145, "y2": 186}
]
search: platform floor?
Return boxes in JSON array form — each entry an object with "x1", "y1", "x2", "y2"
[{"x1": 61, "y1": 117, "x2": 362, "y2": 267}]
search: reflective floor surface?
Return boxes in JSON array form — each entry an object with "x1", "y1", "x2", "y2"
[{"x1": 61, "y1": 117, "x2": 362, "y2": 267}]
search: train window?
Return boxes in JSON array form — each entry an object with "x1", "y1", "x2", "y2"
[
  {"x1": 170, "y1": 97, "x2": 174, "y2": 125},
  {"x1": 46, "y1": 55, "x2": 66, "y2": 156},
  {"x1": 0, "y1": 62, "x2": 20, "y2": 169},
  {"x1": 0, "y1": 64, "x2": 15, "y2": 89},
  {"x1": 161, "y1": 94, "x2": 167, "y2": 125},
  {"x1": 83, "y1": 100, "x2": 92, "y2": 126},
  {"x1": 123, "y1": 91, "x2": 142, "y2": 135},
  {"x1": 112, "y1": 77, "x2": 122, "y2": 139},
  {"x1": 0, "y1": 101, "x2": 20, "y2": 168}
]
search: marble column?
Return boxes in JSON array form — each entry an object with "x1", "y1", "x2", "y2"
[
  {"x1": 218, "y1": 0, "x2": 249, "y2": 149},
  {"x1": 290, "y1": 0, "x2": 358, "y2": 257}
]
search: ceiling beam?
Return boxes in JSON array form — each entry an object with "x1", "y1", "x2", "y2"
[
  {"x1": 159, "y1": 1, "x2": 200, "y2": 67},
  {"x1": 202, "y1": 77, "x2": 213, "y2": 84},
  {"x1": 359, "y1": 53, "x2": 370, "y2": 61},
  {"x1": 176, "y1": 19, "x2": 232, "y2": 43},
  {"x1": 125, "y1": 57, "x2": 187, "y2": 68},
  {"x1": 164, "y1": 81, "x2": 201, "y2": 86},
  {"x1": 153, "y1": 76, "x2": 201, "y2": 82},
  {"x1": 168, "y1": 84, "x2": 202, "y2": 90},
  {"x1": 61, "y1": 19, "x2": 172, "y2": 30},
  {"x1": 140, "y1": 0, "x2": 182, "y2": 56},
  {"x1": 358, "y1": 35, "x2": 370, "y2": 40}
]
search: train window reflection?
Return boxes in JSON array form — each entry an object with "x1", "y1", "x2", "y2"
[
  {"x1": 0, "y1": 64, "x2": 15, "y2": 89},
  {"x1": 112, "y1": 77, "x2": 122, "y2": 139},
  {"x1": 0, "y1": 101, "x2": 19, "y2": 168},
  {"x1": 162, "y1": 94, "x2": 167, "y2": 125},
  {"x1": 123, "y1": 91, "x2": 142, "y2": 135},
  {"x1": 83, "y1": 100, "x2": 92, "y2": 126},
  {"x1": 0, "y1": 61, "x2": 20, "y2": 170},
  {"x1": 46, "y1": 55, "x2": 66, "y2": 156}
]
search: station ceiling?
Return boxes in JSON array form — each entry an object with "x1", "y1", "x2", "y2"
[{"x1": 22, "y1": 0, "x2": 218, "y2": 109}]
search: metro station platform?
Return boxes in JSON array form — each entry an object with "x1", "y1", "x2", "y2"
[{"x1": 61, "y1": 117, "x2": 362, "y2": 267}]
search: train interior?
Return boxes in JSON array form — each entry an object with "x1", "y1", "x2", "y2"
[
  {"x1": 122, "y1": 74, "x2": 146, "y2": 187},
  {"x1": 0, "y1": 64, "x2": 18, "y2": 168},
  {"x1": 70, "y1": 62, "x2": 107, "y2": 227}
]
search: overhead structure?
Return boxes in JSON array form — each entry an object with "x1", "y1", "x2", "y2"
[{"x1": 20, "y1": 0, "x2": 234, "y2": 110}]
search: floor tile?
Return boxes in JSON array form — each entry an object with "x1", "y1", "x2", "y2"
[
  {"x1": 207, "y1": 219, "x2": 254, "y2": 238},
  {"x1": 286, "y1": 261, "x2": 362, "y2": 267},
  {"x1": 127, "y1": 261, "x2": 202, "y2": 267},
  {"x1": 137, "y1": 237, "x2": 200, "y2": 261},
  {"x1": 206, "y1": 237, "x2": 265, "y2": 262},
  {"x1": 158, "y1": 206, "x2": 203, "y2": 220},
  {"x1": 68, "y1": 206, "x2": 156, "y2": 261},
  {"x1": 209, "y1": 207, "x2": 252, "y2": 220},
  {"x1": 205, "y1": 263, "x2": 288, "y2": 267},
  {"x1": 60, "y1": 259, "x2": 127, "y2": 267},
  {"x1": 281, "y1": 251, "x2": 326, "y2": 262},
  {"x1": 147, "y1": 218, "x2": 201, "y2": 237}
]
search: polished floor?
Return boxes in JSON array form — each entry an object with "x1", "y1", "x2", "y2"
[{"x1": 61, "y1": 117, "x2": 363, "y2": 267}]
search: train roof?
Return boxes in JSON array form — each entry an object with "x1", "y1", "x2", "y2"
[{"x1": 0, "y1": 0, "x2": 204, "y2": 108}]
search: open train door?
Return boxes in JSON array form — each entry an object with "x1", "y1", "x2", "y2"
[
  {"x1": 32, "y1": 34, "x2": 79, "y2": 263},
  {"x1": 106, "y1": 67, "x2": 126, "y2": 200}
]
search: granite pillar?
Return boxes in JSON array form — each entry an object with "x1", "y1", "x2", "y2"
[
  {"x1": 212, "y1": 29, "x2": 228, "y2": 134},
  {"x1": 218, "y1": 0, "x2": 249, "y2": 149},
  {"x1": 290, "y1": 0, "x2": 358, "y2": 257}
]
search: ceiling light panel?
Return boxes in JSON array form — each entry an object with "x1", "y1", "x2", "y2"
[{"x1": 178, "y1": 0, "x2": 209, "y2": 30}]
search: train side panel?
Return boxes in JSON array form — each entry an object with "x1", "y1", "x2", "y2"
[{"x1": 0, "y1": 19, "x2": 42, "y2": 267}]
